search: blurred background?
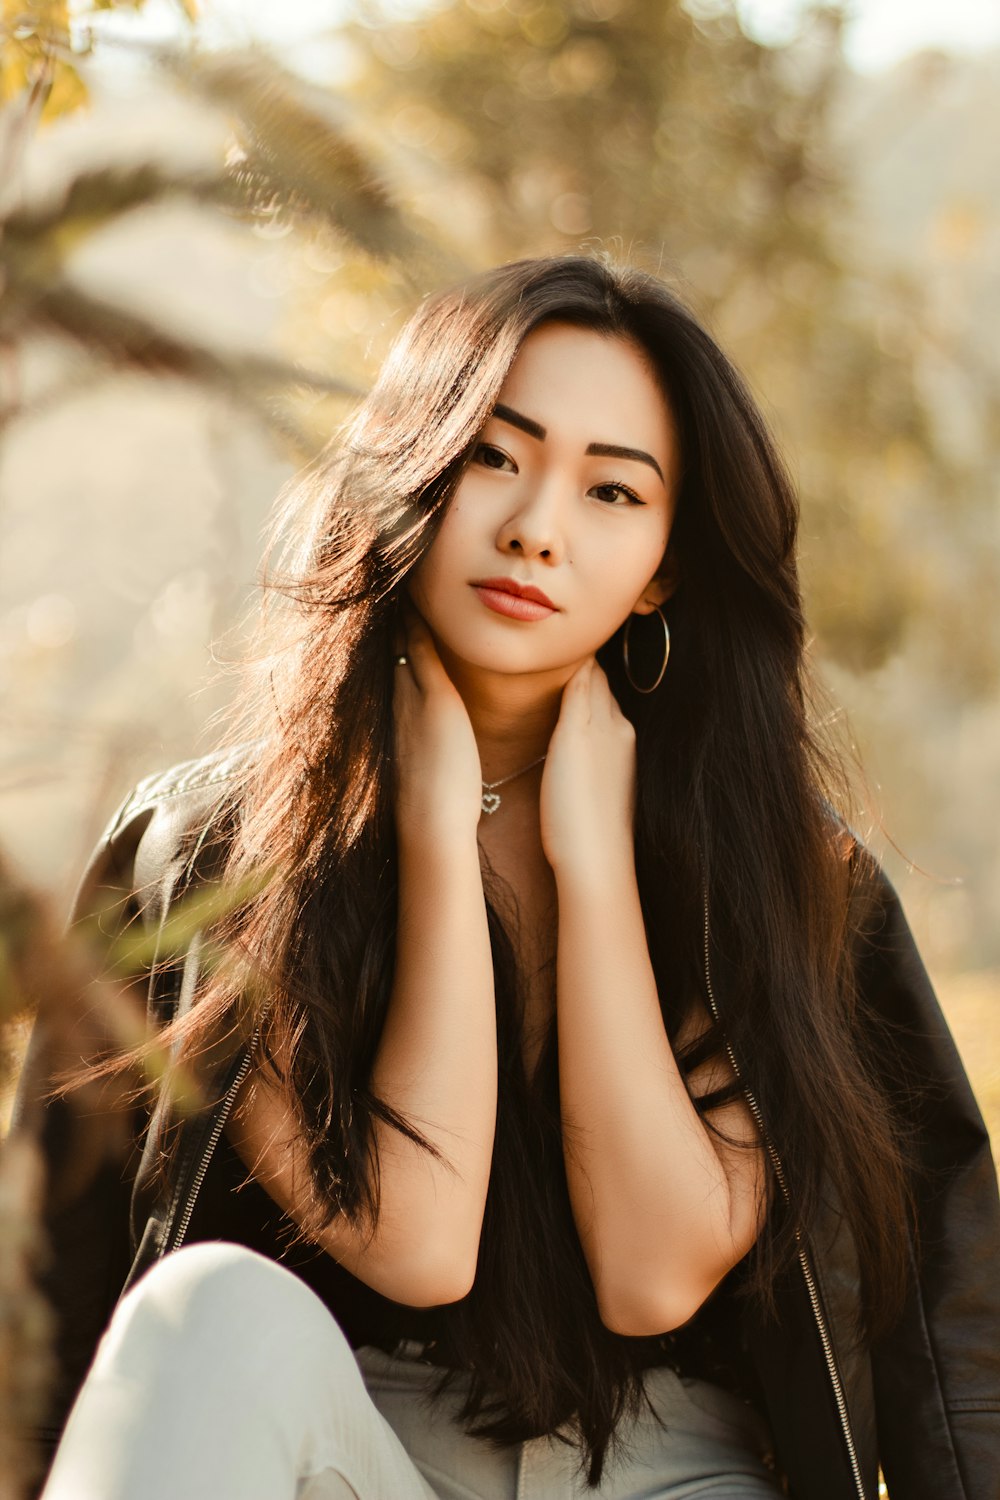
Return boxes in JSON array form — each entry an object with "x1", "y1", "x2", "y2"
[
  {"x1": 0, "y1": 3, "x2": 998, "y2": 1490},
  {"x1": 2, "y1": 1, "x2": 998, "y2": 1110}
]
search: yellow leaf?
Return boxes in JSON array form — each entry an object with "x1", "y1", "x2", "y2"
[
  {"x1": 0, "y1": 0, "x2": 88, "y2": 122},
  {"x1": 39, "y1": 56, "x2": 89, "y2": 121},
  {"x1": 3, "y1": 0, "x2": 72, "y2": 42}
]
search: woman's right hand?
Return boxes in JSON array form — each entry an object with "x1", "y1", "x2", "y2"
[{"x1": 392, "y1": 607, "x2": 483, "y2": 848}]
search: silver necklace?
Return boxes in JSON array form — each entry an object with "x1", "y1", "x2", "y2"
[{"x1": 481, "y1": 754, "x2": 547, "y2": 815}]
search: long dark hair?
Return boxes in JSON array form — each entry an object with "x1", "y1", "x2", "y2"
[{"x1": 138, "y1": 256, "x2": 912, "y2": 1484}]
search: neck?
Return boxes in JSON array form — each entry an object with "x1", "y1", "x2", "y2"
[{"x1": 434, "y1": 643, "x2": 573, "y2": 781}]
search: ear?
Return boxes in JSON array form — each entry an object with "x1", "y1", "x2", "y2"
[{"x1": 632, "y1": 553, "x2": 679, "y2": 615}]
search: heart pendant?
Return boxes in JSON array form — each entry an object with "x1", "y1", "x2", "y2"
[{"x1": 481, "y1": 791, "x2": 501, "y2": 815}]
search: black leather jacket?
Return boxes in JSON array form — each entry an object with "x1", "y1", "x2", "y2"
[{"x1": 14, "y1": 747, "x2": 1000, "y2": 1499}]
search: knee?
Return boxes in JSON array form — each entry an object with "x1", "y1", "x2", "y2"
[
  {"x1": 124, "y1": 1242, "x2": 309, "y2": 1325},
  {"x1": 105, "y1": 1243, "x2": 356, "y2": 1387}
]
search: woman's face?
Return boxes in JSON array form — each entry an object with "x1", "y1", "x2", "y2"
[{"x1": 407, "y1": 321, "x2": 680, "y2": 684}]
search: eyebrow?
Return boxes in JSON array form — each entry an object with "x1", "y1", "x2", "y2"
[{"x1": 492, "y1": 403, "x2": 666, "y2": 485}]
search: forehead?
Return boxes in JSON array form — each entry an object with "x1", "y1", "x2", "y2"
[{"x1": 496, "y1": 322, "x2": 677, "y2": 471}]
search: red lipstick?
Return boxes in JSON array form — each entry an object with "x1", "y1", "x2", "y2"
[{"x1": 471, "y1": 577, "x2": 557, "y2": 621}]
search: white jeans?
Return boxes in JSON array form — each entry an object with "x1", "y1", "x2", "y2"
[{"x1": 41, "y1": 1243, "x2": 780, "y2": 1500}]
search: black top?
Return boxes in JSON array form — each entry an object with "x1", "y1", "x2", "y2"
[{"x1": 183, "y1": 1128, "x2": 756, "y2": 1395}]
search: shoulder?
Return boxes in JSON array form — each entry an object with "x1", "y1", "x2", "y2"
[
  {"x1": 73, "y1": 741, "x2": 262, "y2": 932},
  {"x1": 815, "y1": 804, "x2": 910, "y2": 961},
  {"x1": 813, "y1": 812, "x2": 953, "y2": 1051},
  {"x1": 843, "y1": 843, "x2": 927, "y2": 997},
  {"x1": 843, "y1": 848, "x2": 995, "y2": 1161},
  {"x1": 113, "y1": 742, "x2": 258, "y2": 829},
  {"x1": 835, "y1": 834, "x2": 935, "y2": 1024}
]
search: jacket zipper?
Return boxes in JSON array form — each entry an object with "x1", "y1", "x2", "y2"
[
  {"x1": 701, "y1": 897, "x2": 867, "y2": 1500},
  {"x1": 167, "y1": 1036, "x2": 256, "y2": 1254}
]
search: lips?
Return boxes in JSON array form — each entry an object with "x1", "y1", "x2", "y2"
[
  {"x1": 471, "y1": 577, "x2": 557, "y2": 610},
  {"x1": 470, "y1": 577, "x2": 558, "y2": 622}
]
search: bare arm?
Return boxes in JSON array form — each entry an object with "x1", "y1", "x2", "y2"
[
  {"x1": 555, "y1": 853, "x2": 765, "y2": 1335},
  {"x1": 541, "y1": 659, "x2": 765, "y2": 1335},
  {"x1": 228, "y1": 614, "x2": 497, "y2": 1308}
]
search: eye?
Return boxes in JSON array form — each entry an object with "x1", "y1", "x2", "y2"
[
  {"x1": 591, "y1": 481, "x2": 645, "y2": 507},
  {"x1": 472, "y1": 441, "x2": 516, "y2": 473}
]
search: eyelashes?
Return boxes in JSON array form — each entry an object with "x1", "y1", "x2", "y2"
[
  {"x1": 471, "y1": 442, "x2": 646, "y2": 506},
  {"x1": 473, "y1": 441, "x2": 514, "y2": 472},
  {"x1": 591, "y1": 481, "x2": 644, "y2": 507}
]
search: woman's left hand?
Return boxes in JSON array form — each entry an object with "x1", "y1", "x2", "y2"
[{"x1": 540, "y1": 657, "x2": 637, "y2": 877}]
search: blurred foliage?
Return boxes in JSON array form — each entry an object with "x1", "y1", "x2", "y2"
[
  {"x1": 0, "y1": 35, "x2": 434, "y2": 447},
  {"x1": 0, "y1": 0, "x2": 195, "y2": 122},
  {"x1": 2, "y1": 1, "x2": 84, "y2": 119},
  {"x1": 334, "y1": 0, "x2": 999, "y2": 688},
  {"x1": 0, "y1": 860, "x2": 71, "y2": 1500},
  {"x1": 0, "y1": 34, "x2": 460, "y2": 452},
  {"x1": 1, "y1": 1, "x2": 83, "y2": 118},
  {"x1": 179, "y1": 50, "x2": 440, "y2": 274},
  {"x1": 0, "y1": 0, "x2": 443, "y2": 445},
  {"x1": 0, "y1": 851, "x2": 266, "y2": 1496}
]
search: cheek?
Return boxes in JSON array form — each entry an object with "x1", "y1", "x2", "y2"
[
  {"x1": 419, "y1": 504, "x2": 471, "y2": 574},
  {"x1": 581, "y1": 528, "x2": 668, "y2": 605},
  {"x1": 407, "y1": 554, "x2": 446, "y2": 619},
  {"x1": 406, "y1": 517, "x2": 464, "y2": 616}
]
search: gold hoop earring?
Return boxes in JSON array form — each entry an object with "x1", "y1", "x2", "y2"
[{"x1": 623, "y1": 606, "x2": 670, "y2": 694}]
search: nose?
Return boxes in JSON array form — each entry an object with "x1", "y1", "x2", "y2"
[{"x1": 495, "y1": 476, "x2": 567, "y2": 565}]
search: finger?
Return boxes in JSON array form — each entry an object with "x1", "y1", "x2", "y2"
[
  {"x1": 566, "y1": 656, "x2": 595, "y2": 687},
  {"x1": 560, "y1": 658, "x2": 595, "y2": 723},
  {"x1": 588, "y1": 657, "x2": 620, "y2": 726},
  {"x1": 588, "y1": 659, "x2": 619, "y2": 721}
]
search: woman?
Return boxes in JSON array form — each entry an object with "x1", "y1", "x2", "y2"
[{"x1": 19, "y1": 255, "x2": 998, "y2": 1499}]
